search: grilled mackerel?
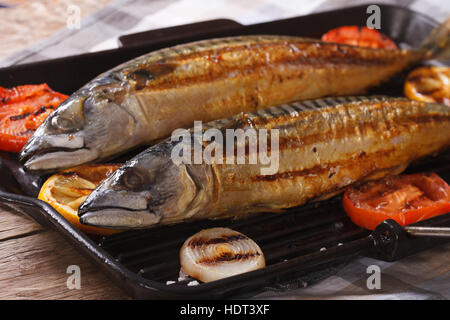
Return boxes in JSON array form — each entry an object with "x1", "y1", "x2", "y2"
[
  {"x1": 20, "y1": 30, "x2": 447, "y2": 171},
  {"x1": 78, "y1": 96, "x2": 450, "y2": 229}
]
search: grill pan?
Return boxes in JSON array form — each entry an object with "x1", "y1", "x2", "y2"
[{"x1": 0, "y1": 4, "x2": 449, "y2": 299}]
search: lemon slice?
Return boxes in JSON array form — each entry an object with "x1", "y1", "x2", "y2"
[
  {"x1": 38, "y1": 164, "x2": 122, "y2": 235},
  {"x1": 404, "y1": 66, "x2": 450, "y2": 106}
]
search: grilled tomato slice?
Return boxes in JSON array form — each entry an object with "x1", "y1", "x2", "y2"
[
  {"x1": 321, "y1": 26, "x2": 397, "y2": 50},
  {"x1": 343, "y1": 172, "x2": 450, "y2": 230},
  {"x1": 0, "y1": 84, "x2": 68, "y2": 153},
  {"x1": 404, "y1": 66, "x2": 450, "y2": 106},
  {"x1": 38, "y1": 164, "x2": 122, "y2": 235}
]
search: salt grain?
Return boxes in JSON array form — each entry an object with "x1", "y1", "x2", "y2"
[{"x1": 187, "y1": 280, "x2": 199, "y2": 286}]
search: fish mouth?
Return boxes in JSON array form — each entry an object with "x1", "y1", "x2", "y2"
[
  {"x1": 20, "y1": 129, "x2": 90, "y2": 171},
  {"x1": 78, "y1": 206, "x2": 161, "y2": 229},
  {"x1": 20, "y1": 145, "x2": 80, "y2": 162},
  {"x1": 22, "y1": 147, "x2": 98, "y2": 172}
]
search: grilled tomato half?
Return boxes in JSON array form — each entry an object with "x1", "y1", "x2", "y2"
[
  {"x1": 0, "y1": 84, "x2": 68, "y2": 153},
  {"x1": 321, "y1": 26, "x2": 397, "y2": 50},
  {"x1": 343, "y1": 172, "x2": 450, "y2": 230}
]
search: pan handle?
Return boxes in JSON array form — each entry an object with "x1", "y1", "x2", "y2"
[
  {"x1": 404, "y1": 225, "x2": 450, "y2": 238},
  {"x1": 118, "y1": 19, "x2": 243, "y2": 47},
  {"x1": 368, "y1": 216, "x2": 450, "y2": 261}
]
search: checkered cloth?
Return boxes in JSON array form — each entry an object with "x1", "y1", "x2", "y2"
[
  {"x1": 255, "y1": 242, "x2": 450, "y2": 300},
  {"x1": 1, "y1": 0, "x2": 449, "y2": 300},
  {"x1": 0, "y1": 0, "x2": 448, "y2": 67}
]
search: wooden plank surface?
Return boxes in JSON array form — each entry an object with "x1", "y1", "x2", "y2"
[
  {"x1": 0, "y1": 0, "x2": 130, "y2": 299},
  {"x1": 0, "y1": 204, "x2": 45, "y2": 242},
  {"x1": 0, "y1": 205, "x2": 129, "y2": 299}
]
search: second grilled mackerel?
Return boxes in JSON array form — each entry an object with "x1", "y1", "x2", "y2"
[{"x1": 78, "y1": 96, "x2": 450, "y2": 229}]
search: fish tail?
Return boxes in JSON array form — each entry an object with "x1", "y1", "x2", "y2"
[{"x1": 420, "y1": 18, "x2": 450, "y2": 60}]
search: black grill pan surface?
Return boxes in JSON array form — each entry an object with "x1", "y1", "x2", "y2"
[{"x1": 0, "y1": 4, "x2": 448, "y2": 299}]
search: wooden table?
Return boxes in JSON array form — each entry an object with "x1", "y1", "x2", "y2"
[
  {"x1": 0, "y1": 203, "x2": 129, "y2": 299},
  {"x1": 0, "y1": 1, "x2": 130, "y2": 298}
]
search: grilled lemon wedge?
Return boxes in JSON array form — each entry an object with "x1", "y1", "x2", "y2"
[{"x1": 38, "y1": 164, "x2": 122, "y2": 235}]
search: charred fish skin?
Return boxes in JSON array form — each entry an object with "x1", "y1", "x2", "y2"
[
  {"x1": 79, "y1": 96, "x2": 450, "y2": 229},
  {"x1": 21, "y1": 35, "x2": 426, "y2": 172}
]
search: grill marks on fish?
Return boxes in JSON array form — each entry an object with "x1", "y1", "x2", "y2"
[
  {"x1": 194, "y1": 96, "x2": 400, "y2": 158},
  {"x1": 259, "y1": 100, "x2": 445, "y2": 153},
  {"x1": 186, "y1": 96, "x2": 448, "y2": 167},
  {"x1": 203, "y1": 96, "x2": 381, "y2": 130},
  {"x1": 202, "y1": 97, "x2": 450, "y2": 214},
  {"x1": 252, "y1": 147, "x2": 398, "y2": 182},
  {"x1": 260, "y1": 97, "x2": 447, "y2": 138},
  {"x1": 246, "y1": 95, "x2": 385, "y2": 126},
  {"x1": 125, "y1": 63, "x2": 177, "y2": 90},
  {"x1": 273, "y1": 112, "x2": 448, "y2": 151},
  {"x1": 117, "y1": 36, "x2": 414, "y2": 92}
]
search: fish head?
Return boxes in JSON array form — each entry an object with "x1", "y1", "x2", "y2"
[
  {"x1": 78, "y1": 145, "x2": 198, "y2": 229},
  {"x1": 20, "y1": 81, "x2": 140, "y2": 172}
]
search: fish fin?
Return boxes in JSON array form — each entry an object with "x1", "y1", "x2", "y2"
[{"x1": 420, "y1": 18, "x2": 450, "y2": 60}]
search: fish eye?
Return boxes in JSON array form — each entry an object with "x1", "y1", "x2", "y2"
[
  {"x1": 51, "y1": 116, "x2": 75, "y2": 132},
  {"x1": 121, "y1": 168, "x2": 149, "y2": 191}
]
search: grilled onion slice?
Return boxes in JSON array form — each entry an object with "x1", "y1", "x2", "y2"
[
  {"x1": 404, "y1": 66, "x2": 450, "y2": 105},
  {"x1": 180, "y1": 227, "x2": 265, "y2": 283}
]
